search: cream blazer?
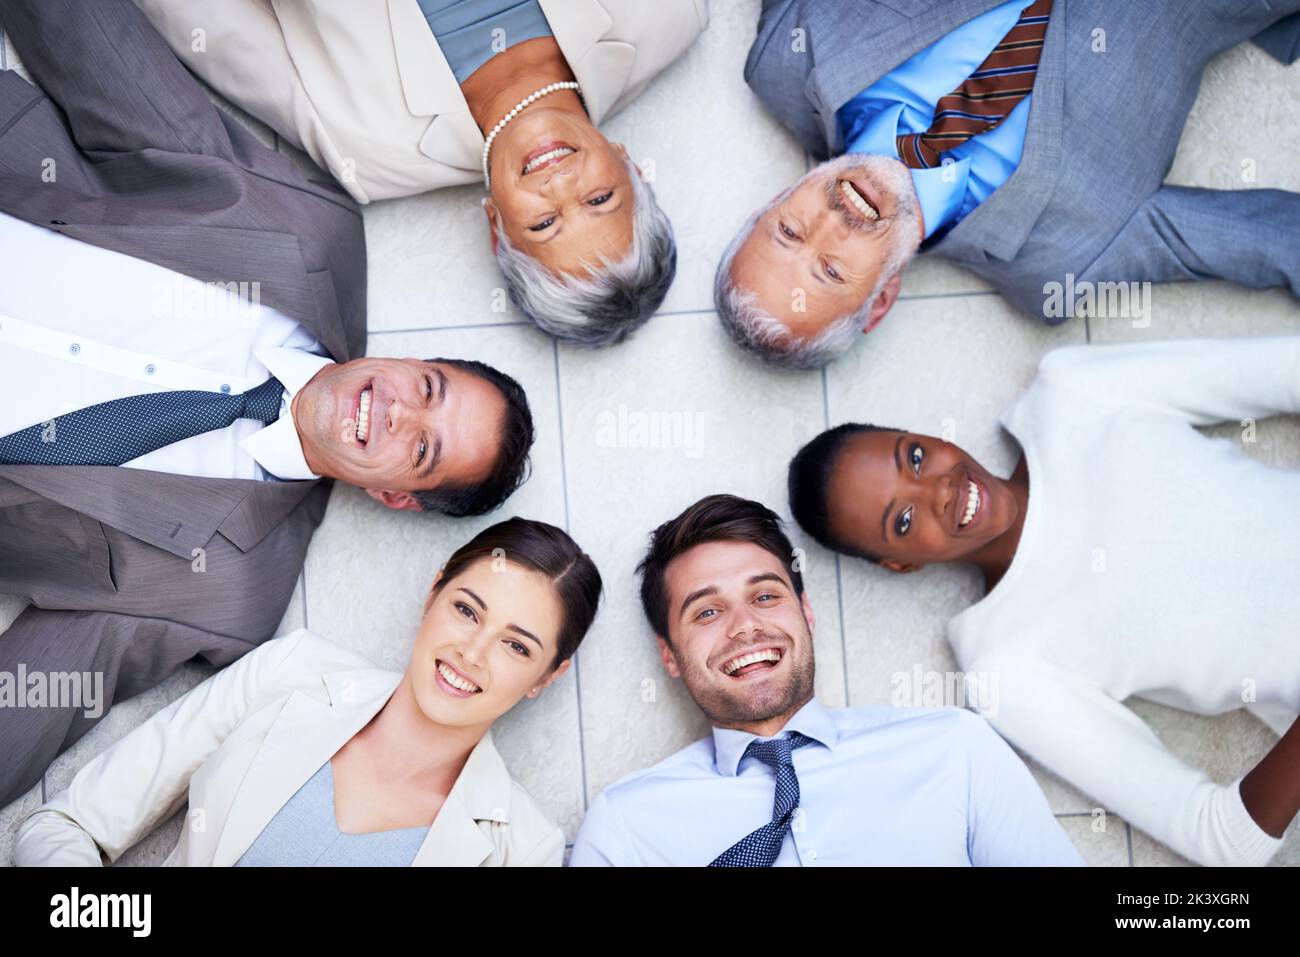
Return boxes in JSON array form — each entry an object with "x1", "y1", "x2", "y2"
[
  {"x1": 12, "y1": 628, "x2": 565, "y2": 866},
  {"x1": 132, "y1": 0, "x2": 710, "y2": 202}
]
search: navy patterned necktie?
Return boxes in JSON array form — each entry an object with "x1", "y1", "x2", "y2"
[
  {"x1": 710, "y1": 731, "x2": 815, "y2": 867},
  {"x1": 0, "y1": 376, "x2": 284, "y2": 466}
]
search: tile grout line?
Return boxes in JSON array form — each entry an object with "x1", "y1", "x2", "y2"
[
  {"x1": 822, "y1": 367, "x2": 851, "y2": 708},
  {"x1": 40, "y1": 771, "x2": 45, "y2": 804},
  {"x1": 368, "y1": 321, "x2": 529, "y2": 335},
  {"x1": 552, "y1": 339, "x2": 589, "y2": 814},
  {"x1": 1125, "y1": 822, "x2": 1134, "y2": 866}
]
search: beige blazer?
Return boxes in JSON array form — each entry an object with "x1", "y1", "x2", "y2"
[
  {"x1": 12, "y1": 629, "x2": 564, "y2": 866},
  {"x1": 132, "y1": 0, "x2": 710, "y2": 202}
]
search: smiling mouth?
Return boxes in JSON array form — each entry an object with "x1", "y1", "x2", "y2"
[
  {"x1": 522, "y1": 141, "x2": 576, "y2": 175},
  {"x1": 721, "y1": 647, "x2": 784, "y2": 679},
  {"x1": 839, "y1": 179, "x2": 880, "y2": 221},
  {"x1": 957, "y1": 474, "x2": 982, "y2": 531},
  {"x1": 436, "y1": 659, "x2": 483, "y2": 696},
  {"x1": 354, "y1": 383, "x2": 373, "y2": 446}
]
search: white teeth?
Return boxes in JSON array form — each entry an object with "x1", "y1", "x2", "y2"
[
  {"x1": 840, "y1": 180, "x2": 880, "y2": 221},
  {"x1": 959, "y1": 480, "x2": 980, "y2": 528},
  {"x1": 722, "y1": 648, "x2": 782, "y2": 676},
  {"x1": 438, "y1": 661, "x2": 480, "y2": 693},
  {"x1": 523, "y1": 147, "x2": 575, "y2": 174},
  {"x1": 355, "y1": 387, "x2": 371, "y2": 442}
]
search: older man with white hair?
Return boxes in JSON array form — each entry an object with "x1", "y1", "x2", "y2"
[{"x1": 717, "y1": 0, "x2": 1300, "y2": 369}]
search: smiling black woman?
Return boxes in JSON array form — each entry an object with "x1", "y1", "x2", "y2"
[{"x1": 788, "y1": 335, "x2": 1300, "y2": 867}]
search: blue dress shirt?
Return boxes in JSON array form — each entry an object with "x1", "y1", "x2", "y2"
[
  {"x1": 837, "y1": 0, "x2": 1037, "y2": 243},
  {"x1": 569, "y1": 697, "x2": 1083, "y2": 866}
]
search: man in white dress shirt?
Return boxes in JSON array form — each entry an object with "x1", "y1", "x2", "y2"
[
  {"x1": 569, "y1": 494, "x2": 1081, "y2": 866},
  {"x1": 0, "y1": 0, "x2": 535, "y2": 807}
]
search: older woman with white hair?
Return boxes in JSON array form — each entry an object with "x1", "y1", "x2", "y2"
[{"x1": 133, "y1": 0, "x2": 704, "y2": 346}]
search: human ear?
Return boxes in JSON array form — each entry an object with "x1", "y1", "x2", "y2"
[
  {"x1": 863, "y1": 271, "x2": 903, "y2": 333},
  {"x1": 656, "y1": 635, "x2": 681, "y2": 678},
  {"x1": 365, "y1": 488, "x2": 423, "y2": 511},
  {"x1": 880, "y1": 558, "x2": 924, "y2": 573},
  {"x1": 800, "y1": 590, "x2": 816, "y2": 639},
  {"x1": 530, "y1": 658, "x2": 572, "y2": 697},
  {"x1": 482, "y1": 198, "x2": 501, "y2": 254}
]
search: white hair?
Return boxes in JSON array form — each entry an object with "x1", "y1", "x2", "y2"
[
  {"x1": 493, "y1": 157, "x2": 676, "y2": 348},
  {"x1": 714, "y1": 156, "x2": 920, "y2": 370}
]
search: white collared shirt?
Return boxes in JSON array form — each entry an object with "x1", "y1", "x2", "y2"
[{"x1": 0, "y1": 211, "x2": 331, "y2": 480}]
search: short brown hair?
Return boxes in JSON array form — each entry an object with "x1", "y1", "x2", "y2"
[{"x1": 637, "y1": 494, "x2": 804, "y2": 643}]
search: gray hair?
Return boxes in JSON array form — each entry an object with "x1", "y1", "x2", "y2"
[
  {"x1": 713, "y1": 201, "x2": 867, "y2": 371},
  {"x1": 493, "y1": 157, "x2": 676, "y2": 347}
]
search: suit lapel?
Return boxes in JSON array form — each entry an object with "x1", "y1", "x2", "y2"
[
  {"x1": 211, "y1": 671, "x2": 401, "y2": 866},
  {"x1": 929, "y1": 0, "x2": 1067, "y2": 263},
  {"x1": 387, "y1": 0, "x2": 630, "y2": 170},
  {"x1": 211, "y1": 669, "x2": 511, "y2": 867},
  {"x1": 410, "y1": 729, "x2": 511, "y2": 867},
  {"x1": 808, "y1": 0, "x2": 1068, "y2": 265},
  {"x1": 540, "y1": 0, "x2": 629, "y2": 125},
  {"x1": 809, "y1": 0, "x2": 1006, "y2": 152},
  {"x1": 0, "y1": 464, "x2": 317, "y2": 559}
]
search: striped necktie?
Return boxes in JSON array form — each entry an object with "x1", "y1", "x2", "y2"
[
  {"x1": 0, "y1": 376, "x2": 285, "y2": 466},
  {"x1": 709, "y1": 732, "x2": 815, "y2": 867},
  {"x1": 896, "y1": 0, "x2": 1052, "y2": 169}
]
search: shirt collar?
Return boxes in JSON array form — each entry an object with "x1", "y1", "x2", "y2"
[
  {"x1": 238, "y1": 346, "x2": 334, "y2": 480},
  {"x1": 711, "y1": 696, "x2": 839, "y2": 777}
]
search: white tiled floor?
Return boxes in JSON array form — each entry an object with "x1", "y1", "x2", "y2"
[{"x1": 3, "y1": 3, "x2": 1299, "y2": 868}]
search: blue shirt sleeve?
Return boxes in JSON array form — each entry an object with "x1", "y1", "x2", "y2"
[{"x1": 568, "y1": 790, "x2": 637, "y2": 867}]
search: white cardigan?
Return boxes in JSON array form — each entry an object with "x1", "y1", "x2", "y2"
[
  {"x1": 132, "y1": 0, "x2": 710, "y2": 202},
  {"x1": 13, "y1": 628, "x2": 564, "y2": 866},
  {"x1": 949, "y1": 335, "x2": 1300, "y2": 867}
]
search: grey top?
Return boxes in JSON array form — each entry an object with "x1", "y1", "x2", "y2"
[
  {"x1": 235, "y1": 761, "x2": 428, "y2": 867},
  {"x1": 417, "y1": 0, "x2": 556, "y2": 84}
]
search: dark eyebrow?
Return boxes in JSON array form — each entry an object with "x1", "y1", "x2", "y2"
[
  {"x1": 678, "y1": 585, "x2": 718, "y2": 619},
  {"x1": 882, "y1": 433, "x2": 905, "y2": 540},
  {"x1": 748, "y1": 572, "x2": 788, "y2": 590},
  {"x1": 458, "y1": 587, "x2": 544, "y2": 649},
  {"x1": 436, "y1": 367, "x2": 447, "y2": 403},
  {"x1": 507, "y1": 624, "x2": 544, "y2": 650}
]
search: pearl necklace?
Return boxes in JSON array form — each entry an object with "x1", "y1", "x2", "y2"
[{"x1": 481, "y1": 81, "x2": 584, "y2": 190}]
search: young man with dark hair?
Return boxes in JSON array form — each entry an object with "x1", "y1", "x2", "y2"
[{"x1": 570, "y1": 493, "x2": 1080, "y2": 866}]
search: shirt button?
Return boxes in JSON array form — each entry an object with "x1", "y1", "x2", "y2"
[
  {"x1": 145, "y1": 363, "x2": 157, "y2": 375},
  {"x1": 68, "y1": 342, "x2": 80, "y2": 355},
  {"x1": 808, "y1": 849, "x2": 818, "y2": 863},
  {"x1": 220, "y1": 383, "x2": 231, "y2": 394}
]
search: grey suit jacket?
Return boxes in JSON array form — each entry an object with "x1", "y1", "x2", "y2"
[
  {"x1": 745, "y1": 0, "x2": 1300, "y2": 321},
  {"x1": 0, "y1": 0, "x2": 367, "y2": 805}
]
